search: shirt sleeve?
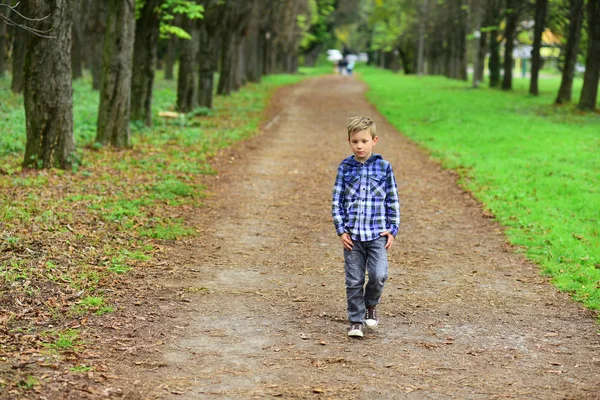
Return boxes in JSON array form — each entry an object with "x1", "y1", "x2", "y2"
[
  {"x1": 385, "y1": 163, "x2": 401, "y2": 237},
  {"x1": 331, "y1": 164, "x2": 347, "y2": 235}
]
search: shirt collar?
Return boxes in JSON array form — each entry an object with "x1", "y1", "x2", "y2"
[{"x1": 343, "y1": 153, "x2": 382, "y2": 167}]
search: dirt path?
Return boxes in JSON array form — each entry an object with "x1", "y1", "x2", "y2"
[{"x1": 120, "y1": 76, "x2": 600, "y2": 399}]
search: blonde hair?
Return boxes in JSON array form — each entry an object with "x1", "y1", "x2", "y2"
[{"x1": 347, "y1": 115, "x2": 376, "y2": 139}]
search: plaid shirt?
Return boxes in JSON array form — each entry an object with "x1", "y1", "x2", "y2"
[{"x1": 332, "y1": 154, "x2": 400, "y2": 242}]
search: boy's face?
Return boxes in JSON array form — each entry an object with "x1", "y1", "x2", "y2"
[{"x1": 348, "y1": 129, "x2": 377, "y2": 163}]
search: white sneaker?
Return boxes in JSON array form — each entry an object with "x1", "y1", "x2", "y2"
[
  {"x1": 365, "y1": 307, "x2": 379, "y2": 328},
  {"x1": 348, "y1": 323, "x2": 364, "y2": 337}
]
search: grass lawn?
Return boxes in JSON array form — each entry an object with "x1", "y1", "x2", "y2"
[{"x1": 359, "y1": 66, "x2": 600, "y2": 314}]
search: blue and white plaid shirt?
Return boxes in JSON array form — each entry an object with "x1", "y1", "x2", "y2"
[{"x1": 332, "y1": 153, "x2": 400, "y2": 242}]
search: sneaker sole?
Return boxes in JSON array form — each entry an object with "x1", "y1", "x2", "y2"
[{"x1": 348, "y1": 329, "x2": 364, "y2": 338}]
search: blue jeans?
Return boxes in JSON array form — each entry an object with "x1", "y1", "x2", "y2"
[{"x1": 344, "y1": 236, "x2": 389, "y2": 323}]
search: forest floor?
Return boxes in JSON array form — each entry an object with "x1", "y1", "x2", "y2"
[{"x1": 8, "y1": 75, "x2": 600, "y2": 399}]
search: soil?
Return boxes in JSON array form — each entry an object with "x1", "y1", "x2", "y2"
[{"x1": 16, "y1": 75, "x2": 600, "y2": 399}]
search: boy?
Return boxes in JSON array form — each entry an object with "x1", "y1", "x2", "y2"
[{"x1": 331, "y1": 115, "x2": 400, "y2": 338}]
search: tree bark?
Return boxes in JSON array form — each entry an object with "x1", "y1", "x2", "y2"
[
  {"x1": 71, "y1": 0, "x2": 83, "y2": 80},
  {"x1": 22, "y1": 0, "x2": 75, "y2": 169},
  {"x1": 417, "y1": 0, "x2": 428, "y2": 76},
  {"x1": 529, "y1": 0, "x2": 548, "y2": 95},
  {"x1": 0, "y1": 6, "x2": 7, "y2": 78},
  {"x1": 217, "y1": 0, "x2": 253, "y2": 95},
  {"x1": 502, "y1": 0, "x2": 518, "y2": 90},
  {"x1": 555, "y1": 0, "x2": 585, "y2": 104},
  {"x1": 472, "y1": 0, "x2": 483, "y2": 87},
  {"x1": 177, "y1": 15, "x2": 200, "y2": 112},
  {"x1": 487, "y1": 1, "x2": 503, "y2": 87},
  {"x1": 578, "y1": 0, "x2": 600, "y2": 111},
  {"x1": 164, "y1": 37, "x2": 176, "y2": 80},
  {"x1": 96, "y1": 0, "x2": 135, "y2": 148},
  {"x1": 84, "y1": 0, "x2": 107, "y2": 90},
  {"x1": 130, "y1": 0, "x2": 161, "y2": 125},
  {"x1": 11, "y1": 21, "x2": 26, "y2": 93}
]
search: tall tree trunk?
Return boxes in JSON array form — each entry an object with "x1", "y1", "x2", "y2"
[
  {"x1": 471, "y1": 0, "x2": 485, "y2": 88},
  {"x1": 11, "y1": 22, "x2": 26, "y2": 93},
  {"x1": 476, "y1": 31, "x2": 487, "y2": 84},
  {"x1": 217, "y1": 30, "x2": 235, "y2": 95},
  {"x1": 555, "y1": 0, "x2": 585, "y2": 104},
  {"x1": 96, "y1": 0, "x2": 135, "y2": 148},
  {"x1": 578, "y1": 0, "x2": 600, "y2": 111},
  {"x1": 164, "y1": 37, "x2": 176, "y2": 80},
  {"x1": 487, "y1": 1, "x2": 502, "y2": 87},
  {"x1": 130, "y1": 0, "x2": 161, "y2": 125},
  {"x1": 0, "y1": 7, "x2": 7, "y2": 78},
  {"x1": 417, "y1": 0, "x2": 428, "y2": 76},
  {"x1": 529, "y1": 0, "x2": 548, "y2": 95},
  {"x1": 85, "y1": 0, "x2": 107, "y2": 90},
  {"x1": 71, "y1": 0, "x2": 83, "y2": 80},
  {"x1": 196, "y1": 23, "x2": 217, "y2": 108},
  {"x1": 502, "y1": 0, "x2": 518, "y2": 90},
  {"x1": 177, "y1": 16, "x2": 200, "y2": 112},
  {"x1": 22, "y1": 0, "x2": 75, "y2": 169}
]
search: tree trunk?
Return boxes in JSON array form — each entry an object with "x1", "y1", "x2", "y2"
[
  {"x1": 11, "y1": 23, "x2": 26, "y2": 93},
  {"x1": 472, "y1": 0, "x2": 483, "y2": 87},
  {"x1": 22, "y1": 0, "x2": 75, "y2": 169},
  {"x1": 502, "y1": 0, "x2": 518, "y2": 90},
  {"x1": 130, "y1": 0, "x2": 161, "y2": 125},
  {"x1": 555, "y1": 0, "x2": 585, "y2": 104},
  {"x1": 71, "y1": 0, "x2": 83, "y2": 80},
  {"x1": 217, "y1": 31, "x2": 236, "y2": 95},
  {"x1": 164, "y1": 37, "x2": 176, "y2": 80},
  {"x1": 529, "y1": 0, "x2": 548, "y2": 95},
  {"x1": 196, "y1": 21, "x2": 218, "y2": 108},
  {"x1": 476, "y1": 31, "x2": 487, "y2": 84},
  {"x1": 85, "y1": 0, "x2": 107, "y2": 90},
  {"x1": 578, "y1": 0, "x2": 600, "y2": 111},
  {"x1": 0, "y1": 7, "x2": 7, "y2": 78},
  {"x1": 177, "y1": 16, "x2": 200, "y2": 112},
  {"x1": 96, "y1": 0, "x2": 135, "y2": 148},
  {"x1": 417, "y1": 0, "x2": 428, "y2": 76}
]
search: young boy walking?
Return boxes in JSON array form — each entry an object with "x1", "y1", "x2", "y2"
[{"x1": 331, "y1": 116, "x2": 400, "y2": 337}]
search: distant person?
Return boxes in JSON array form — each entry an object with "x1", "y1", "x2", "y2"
[
  {"x1": 346, "y1": 58, "x2": 355, "y2": 76},
  {"x1": 331, "y1": 116, "x2": 401, "y2": 338},
  {"x1": 338, "y1": 58, "x2": 348, "y2": 75}
]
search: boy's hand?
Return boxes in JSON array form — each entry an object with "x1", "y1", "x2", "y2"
[
  {"x1": 340, "y1": 233, "x2": 354, "y2": 250},
  {"x1": 380, "y1": 231, "x2": 394, "y2": 250}
]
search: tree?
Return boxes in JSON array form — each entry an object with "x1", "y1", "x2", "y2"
[
  {"x1": 486, "y1": 0, "x2": 504, "y2": 87},
  {"x1": 416, "y1": 0, "x2": 428, "y2": 76},
  {"x1": 130, "y1": 0, "x2": 162, "y2": 125},
  {"x1": 0, "y1": 5, "x2": 7, "y2": 77},
  {"x1": 472, "y1": 0, "x2": 487, "y2": 87},
  {"x1": 217, "y1": 0, "x2": 254, "y2": 95},
  {"x1": 96, "y1": 0, "x2": 135, "y2": 148},
  {"x1": 83, "y1": 0, "x2": 107, "y2": 90},
  {"x1": 176, "y1": 12, "x2": 200, "y2": 112},
  {"x1": 196, "y1": 0, "x2": 225, "y2": 108},
  {"x1": 301, "y1": 0, "x2": 336, "y2": 67},
  {"x1": 555, "y1": 0, "x2": 584, "y2": 104},
  {"x1": 578, "y1": 0, "x2": 600, "y2": 111},
  {"x1": 11, "y1": 15, "x2": 26, "y2": 92},
  {"x1": 529, "y1": 0, "x2": 548, "y2": 95},
  {"x1": 501, "y1": 0, "x2": 519, "y2": 90},
  {"x1": 22, "y1": 0, "x2": 75, "y2": 169},
  {"x1": 70, "y1": 0, "x2": 84, "y2": 80}
]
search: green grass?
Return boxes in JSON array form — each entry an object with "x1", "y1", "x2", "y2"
[{"x1": 360, "y1": 67, "x2": 600, "y2": 312}]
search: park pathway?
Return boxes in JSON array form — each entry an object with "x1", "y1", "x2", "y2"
[{"x1": 129, "y1": 76, "x2": 600, "y2": 399}]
